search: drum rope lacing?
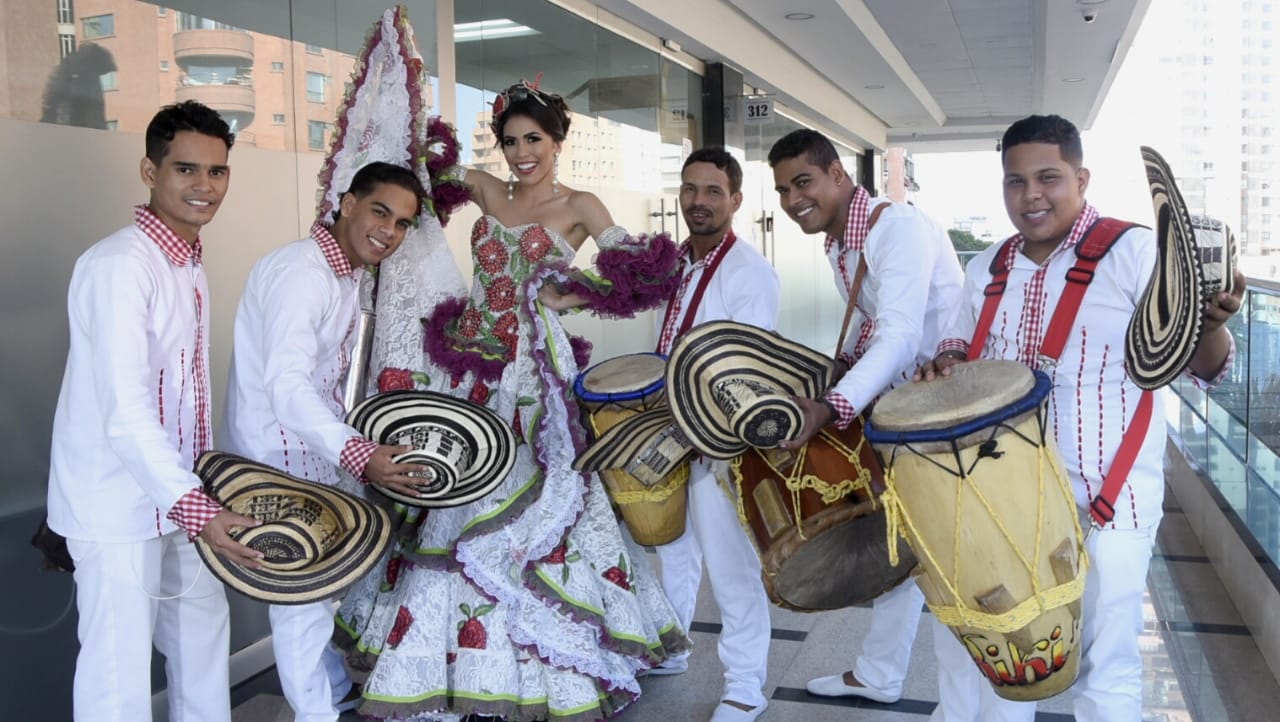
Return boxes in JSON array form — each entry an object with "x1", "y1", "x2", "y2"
[
  {"x1": 879, "y1": 435, "x2": 1088, "y2": 634},
  {"x1": 729, "y1": 428, "x2": 875, "y2": 541}
]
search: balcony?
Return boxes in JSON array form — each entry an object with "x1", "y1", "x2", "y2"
[
  {"x1": 173, "y1": 29, "x2": 254, "y2": 67},
  {"x1": 175, "y1": 81, "x2": 255, "y2": 131}
]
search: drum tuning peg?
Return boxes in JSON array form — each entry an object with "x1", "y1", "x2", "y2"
[{"x1": 977, "y1": 439, "x2": 1004, "y2": 459}]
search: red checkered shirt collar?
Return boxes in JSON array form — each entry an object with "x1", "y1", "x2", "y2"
[
  {"x1": 996, "y1": 203, "x2": 1101, "y2": 269},
  {"x1": 134, "y1": 205, "x2": 202, "y2": 266},
  {"x1": 824, "y1": 184, "x2": 872, "y2": 256},
  {"x1": 678, "y1": 230, "x2": 735, "y2": 272},
  {"x1": 311, "y1": 220, "x2": 356, "y2": 277}
]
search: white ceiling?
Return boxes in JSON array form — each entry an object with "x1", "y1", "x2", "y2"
[{"x1": 596, "y1": 0, "x2": 1151, "y2": 152}]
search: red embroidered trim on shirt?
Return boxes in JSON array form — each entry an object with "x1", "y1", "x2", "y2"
[
  {"x1": 657, "y1": 231, "x2": 737, "y2": 355},
  {"x1": 340, "y1": 437, "x2": 379, "y2": 481},
  {"x1": 135, "y1": 205, "x2": 202, "y2": 266},
  {"x1": 312, "y1": 221, "x2": 356, "y2": 277}
]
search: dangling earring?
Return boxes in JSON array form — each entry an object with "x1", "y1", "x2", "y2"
[
  {"x1": 552, "y1": 153, "x2": 560, "y2": 195},
  {"x1": 507, "y1": 172, "x2": 515, "y2": 201}
]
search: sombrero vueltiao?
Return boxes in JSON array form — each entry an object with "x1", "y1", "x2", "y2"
[
  {"x1": 1127, "y1": 146, "x2": 1239, "y2": 390},
  {"x1": 665, "y1": 321, "x2": 836, "y2": 459},
  {"x1": 193, "y1": 451, "x2": 392, "y2": 605},
  {"x1": 574, "y1": 407, "x2": 696, "y2": 485},
  {"x1": 346, "y1": 390, "x2": 516, "y2": 507}
]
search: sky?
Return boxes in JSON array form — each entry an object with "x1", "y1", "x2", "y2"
[{"x1": 911, "y1": 1, "x2": 1184, "y2": 243}]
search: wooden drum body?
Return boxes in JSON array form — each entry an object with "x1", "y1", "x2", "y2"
[
  {"x1": 866, "y1": 360, "x2": 1086, "y2": 701},
  {"x1": 574, "y1": 353, "x2": 688, "y2": 546},
  {"x1": 731, "y1": 420, "x2": 916, "y2": 611}
]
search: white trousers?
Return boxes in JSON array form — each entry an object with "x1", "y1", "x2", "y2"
[
  {"x1": 67, "y1": 532, "x2": 231, "y2": 722},
  {"x1": 655, "y1": 460, "x2": 771, "y2": 707},
  {"x1": 930, "y1": 523, "x2": 1158, "y2": 722},
  {"x1": 269, "y1": 600, "x2": 351, "y2": 722},
  {"x1": 850, "y1": 578, "x2": 924, "y2": 695}
]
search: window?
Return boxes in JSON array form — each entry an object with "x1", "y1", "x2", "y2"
[
  {"x1": 178, "y1": 13, "x2": 242, "y2": 31},
  {"x1": 271, "y1": 61, "x2": 285, "y2": 72},
  {"x1": 306, "y1": 72, "x2": 327, "y2": 103},
  {"x1": 56, "y1": 0, "x2": 73, "y2": 25},
  {"x1": 157, "y1": 7, "x2": 167, "y2": 16},
  {"x1": 306, "y1": 43, "x2": 324, "y2": 54},
  {"x1": 308, "y1": 120, "x2": 328, "y2": 150},
  {"x1": 273, "y1": 113, "x2": 285, "y2": 124},
  {"x1": 99, "y1": 71, "x2": 118, "y2": 92},
  {"x1": 105, "y1": 120, "x2": 117, "y2": 130},
  {"x1": 82, "y1": 14, "x2": 114, "y2": 39},
  {"x1": 159, "y1": 60, "x2": 169, "y2": 71},
  {"x1": 58, "y1": 33, "x2": 75, "y2": 59}
]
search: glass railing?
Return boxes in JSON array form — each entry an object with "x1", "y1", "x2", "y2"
[{"x1": 1169, "y1": 277, "x2": 1280, "y2": 565}]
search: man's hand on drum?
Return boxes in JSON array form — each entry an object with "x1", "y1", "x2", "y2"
[
  {"x1": 366, "y1": 444, "x2": 429, "y2": 498},
  {"x1": 778, "y1": 396, "x2": 834, "y2": 451},
  {"x1": 914, "y1": 349, "x2": 967, "y2": 382}
]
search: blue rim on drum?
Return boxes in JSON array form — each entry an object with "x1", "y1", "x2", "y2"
[
  {"x1": 573, "y1": 352, "x2": 669, "y2": 411},
  {"x1": 865, "y1": 370, "x2": 1053, "y2": 447}
]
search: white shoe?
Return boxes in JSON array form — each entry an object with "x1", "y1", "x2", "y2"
[
  {"x1": 709, "y1": 699, "x2": 768, "y2": 722},
  {"x1": 805, "y1": 672, "x2": 900, "y2": 704},
  {"x1": 640, "y1": 653, "x2": 690, "y2": 677}
]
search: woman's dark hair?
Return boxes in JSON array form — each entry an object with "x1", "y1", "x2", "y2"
[
  {"x1": 490, "y1": 81, "x2": 572, "y2": 143},
  {"x1": 145, "y1": 100, "x2": 234, "y2": 163},
  {"x1": 1000, "y1": 114, "x2": 1084, "y2": 168}
]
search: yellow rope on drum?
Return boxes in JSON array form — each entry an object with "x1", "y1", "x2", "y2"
[
  {"x1": 607, "y1": 464, "x2": 689, "y2": 504},
  {"x1": 879, "y1": 444, "x2": 1089, "y2": 634}
]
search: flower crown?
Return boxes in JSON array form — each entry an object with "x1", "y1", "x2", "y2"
[{"x1": 491, "y1": 74, "x2": 549, "y2": 122}]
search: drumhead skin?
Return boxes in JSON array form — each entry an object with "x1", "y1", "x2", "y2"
[
  {"x1": 574, "y1": 352, "x2": 667, "y2": 405},
  {"x1": 866, "y1": 360, "x2": 1043, "y2": 442}
]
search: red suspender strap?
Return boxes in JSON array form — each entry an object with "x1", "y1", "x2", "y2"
[
  {"x1": 966, "y1": 238, "x2": 1016, "y2": 361},
  {"x1": 658, "y1": 230, "x2": 738, "y2": 348},
  {"x1": 1039, "y1": 218, "x2": 1137, "y2": 361},
  {"x1": 1090, "y1": 389, "x2": 1153, "y2": 526}
]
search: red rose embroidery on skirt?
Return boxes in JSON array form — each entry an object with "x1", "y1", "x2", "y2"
[
  {"x1": 458, "y1": 307, "x2": 484, "y2": 338},
  {"x1": 456, "y1": 603, "x2": 494, "y2": 649},
  {"x1": 377, "y1": 367, "x2": 415, "y2": 392},
  {"x1": 494, "y1": 312, "x2": 519, "y2": 353},
  {"x1": 602, "y1": 554, "x2": 631, "y2": 591},
  {"x1": 469, "y1": 380, "x2": 490, "y2": 405},
  {"x1": 387, "y1": 606, "x2": 414, "y2": 648}
]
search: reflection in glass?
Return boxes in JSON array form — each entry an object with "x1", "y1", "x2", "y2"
[{"x1": 40, "y1": 42, "x2": 116, "y2": 129}]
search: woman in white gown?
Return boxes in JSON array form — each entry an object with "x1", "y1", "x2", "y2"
[{"x1": 335, "y1": 75, "x2": 690, "y2": 722}]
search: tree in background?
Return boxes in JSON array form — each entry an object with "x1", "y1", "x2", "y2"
[{"x1": 948, "y1": 228, "x2": 989, "y2": 252}]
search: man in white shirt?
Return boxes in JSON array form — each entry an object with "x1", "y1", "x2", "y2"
[
  {"x1": 919, "y1": 114, "x2": 1242, "y2": 722},
  {"x1": 768, "y1": 129, "x2": 965, "y2": 706},
  {"x1": 46, "y1": 101, "x2": 262, "y2": 722},
  {"x1": 653, "y1": 148, "x2": 780, "y2": 722},
  {"x1": 222, "y1": 161, "x2": 428, "y2": 722}
]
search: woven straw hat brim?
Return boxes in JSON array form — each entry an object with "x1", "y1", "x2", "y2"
[
  {"x1": 574, "y1": 407, "x2": 694, "y2": 472},
  {"x1": 1126, "y1": 146, "x2": 1206, "y2": 390},
  {"x1": 346, "y1": 390, "x2": 517, "y2": 508},
  {"x1": 665, "y1": 321, "x2": 836, "y2": 459},
  {"x1": 193, "y1": 452, "x2": 392, "y2": 605}
]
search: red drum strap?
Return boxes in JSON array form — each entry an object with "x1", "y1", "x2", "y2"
[{"x1": 967, "y1": 218, "x2": 1150, "y2": 526}]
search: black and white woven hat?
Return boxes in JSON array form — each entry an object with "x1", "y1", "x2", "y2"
[
  {"x1": 574, "y1": 407, "x2": 696, "y2": 486},
  {"x1": 1127, "y1": 146, "x2": 1238, "y2": 390},
  {"x1": 193, "y1": 452, "x2": 392, "y2": 604},
  {"x1": 346, "y1": 390, "x2": 516, "y2": 507},
  {"x1": 665, "y1": 321, "x2": 836, "y2": 459}
]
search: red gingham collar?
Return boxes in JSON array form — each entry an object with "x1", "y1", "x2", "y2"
[
  {"x1": 679, "y1": 229, "x2": 735, "y2": 271},
  {"x1": 998, "y1": 203, "x2": 1100, "y2": 269},
  {"x1": 824, "y1": 184, "x2": 872, "y2": 256},
  {"x1": 134, "y1": 205, "x2": 202, "y2": 266},
  {"x1": 311, "y1": 220, "x2": 356, "y2": 277}
]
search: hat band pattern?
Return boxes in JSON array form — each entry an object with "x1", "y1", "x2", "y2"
[
  {"x1": 713, "y1": 378, "x2": 802, "y2": 449},
  {"x1": 625, "y1": 422, "x2": 693, "y2": 486}
]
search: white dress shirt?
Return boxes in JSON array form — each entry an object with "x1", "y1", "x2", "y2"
[
  {"x1": 47, "y1": 224, "x2": 211, "y2": 542},
  {"x1": 656, "y1": 231, "x2": 781, "y2": 349},
  {"x1": 222, "y1": 234, "x2": 365, "y2": 485},
  {"x1": 828, "y1": 199, "x2": 965, "y2": 414}
]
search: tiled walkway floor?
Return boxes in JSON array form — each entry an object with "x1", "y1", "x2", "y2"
[{"x1": 232, "y1": 483, "x2": 1280, "y2": 721}]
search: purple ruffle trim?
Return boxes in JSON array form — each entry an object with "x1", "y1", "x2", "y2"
[
  {"x1": 564, "y1": 233, "x2": 680, "y2": 318},
  {"x1": 569, "y1": 334, "x2": 593, "y2": 370},
  {"x1": 421, "y1": 296, "x2": 507, "y2": 383}
]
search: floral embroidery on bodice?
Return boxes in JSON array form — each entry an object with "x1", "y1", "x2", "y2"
[{"x1": 452, "y1": 215, "x2": 575, "y2": 361}]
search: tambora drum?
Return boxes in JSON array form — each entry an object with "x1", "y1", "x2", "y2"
[
  {"x1": 574, "y1": 353, "x2": 689, "y2": 545},
  {"x1": 730, "y1": 420, "x2": 916, "y2": 611},
  {"x1": 865, "y1": 359, "x2": 1087, "y2": 701}
]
